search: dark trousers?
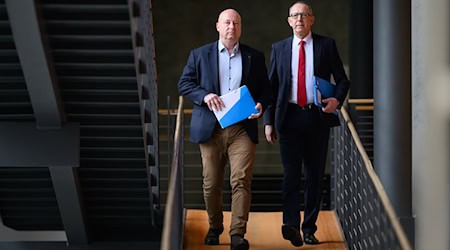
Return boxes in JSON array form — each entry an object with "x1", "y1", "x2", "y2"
[{"x1": 278, "y1": 103, "x2": 330, "y2": 234}]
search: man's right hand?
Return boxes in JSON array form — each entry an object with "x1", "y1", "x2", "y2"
[
  {"x1": 265, "y1": 125, "x2": 277, "y2": 144},
  {"x1": 204, "y1": 93, "x2": 225, "y2": 111}
]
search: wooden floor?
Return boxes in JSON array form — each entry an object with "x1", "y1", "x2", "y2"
[{"x1": 184, "y1": 209, "x2": 346, "y2": 250}]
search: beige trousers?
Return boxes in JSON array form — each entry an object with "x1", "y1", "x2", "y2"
[{"x1": 199, "y1": 124, "x2": 256, "y2": 236}]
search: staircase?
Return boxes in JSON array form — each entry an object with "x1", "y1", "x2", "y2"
[
  {"x1": 0, "y1": 0, "x2": 160, "y2": 243},
  {"x1": 0, "y1": 0, "x2": 63, "y2": 231}
]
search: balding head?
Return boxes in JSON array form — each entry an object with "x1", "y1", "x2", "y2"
[{"x1": 216, "y1": 9, "x2": 242, "y2": 49}]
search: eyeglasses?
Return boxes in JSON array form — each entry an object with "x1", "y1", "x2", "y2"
[{"x1": 289, "y1": 12, "x2": 312, "y2": 19}]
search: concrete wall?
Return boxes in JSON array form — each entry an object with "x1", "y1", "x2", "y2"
[
  {"x1": 412, "y1": 0, "x2": 450, "y2": 249},
  {"x1": 152, "y1": 0, "x2": 350, "y2": 105}
]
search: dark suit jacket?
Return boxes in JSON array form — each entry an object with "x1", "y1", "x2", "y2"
[
  {"x1": 178, "y1": 41, "x2": 270, "y2": 144},
  {"x1": 263, "y1": 33, "x2": 350, "y2": 130}
]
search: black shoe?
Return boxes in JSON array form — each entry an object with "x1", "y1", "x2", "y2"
[
  {"x1": 281, "y1": 225, "x2": 303, "y2": 247},
  {"x1": 204, "y1": 225, "x2": 224, "y2": 245},
  {"x1": 230, "y1": 234, "x2": 249, "y2": 250},
  {"x1": 304, "y1": 233, "x2": 319, "y2": 245}
]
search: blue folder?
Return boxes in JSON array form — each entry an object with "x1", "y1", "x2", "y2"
[
  {"x1": 213, "y1": 85, "x2": 258, "y2": 129},
  {"x1": 313, "y1": 75, "x2": 336, "y2": 108}
]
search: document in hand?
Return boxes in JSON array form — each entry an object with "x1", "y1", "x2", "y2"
[
  {"x1": 213, "y1": 85, "x2": 258, "y2": 129},
  {"x1": 313, "y1": 75, "x2": 336, "y2": 108}
]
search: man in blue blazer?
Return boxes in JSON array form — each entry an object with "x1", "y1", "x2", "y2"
[
  {"x1": 263, "y1": 1, "x2": 350, "y2": 246},
  {"x1": 178, "y1": 8, "x2": 270, "y2": 250}
]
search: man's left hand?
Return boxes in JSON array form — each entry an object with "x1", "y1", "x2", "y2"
[
  {"x1": 321, "y1": 97, "x2": 339, "y2": 113},
  {"x1": 248, "y1": 102, "x2": 262, "y2": 119}
]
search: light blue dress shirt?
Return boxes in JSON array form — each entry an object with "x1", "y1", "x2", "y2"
[{"x1": 218, "y1": 41, "x2": 242, "y2": 95}]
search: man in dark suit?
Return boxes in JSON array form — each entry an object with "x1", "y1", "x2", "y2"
[
  {"x1": 263, "y1": 1, "x2": 350, "y2": 246},
  {"x1": 178, "y1": 8, "x2": 270, "y2": 250}
]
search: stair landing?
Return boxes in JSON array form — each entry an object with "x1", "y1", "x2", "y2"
[{"x1": 184, "y1": 209, "x2": 346, "y2": 250}]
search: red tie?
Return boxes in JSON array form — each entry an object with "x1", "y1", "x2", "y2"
[{"x1": 297, "y1": 40, "x2": 307, "y2": 107}]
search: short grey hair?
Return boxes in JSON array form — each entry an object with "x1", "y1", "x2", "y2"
[{"x1": 288, "y1": 1, "x2": 314, "y2": 16}]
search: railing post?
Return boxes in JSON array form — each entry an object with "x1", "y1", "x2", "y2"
[{"x1": 167, "y1": 95, "x2": 172, "y2": 179}]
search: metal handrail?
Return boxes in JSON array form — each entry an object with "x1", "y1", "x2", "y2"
[
  {"x1": 161, "y1": 96, "x2": 185, "y2": 250},
  {"x1": 333, "y1": 107, "x2": 411, "y2": 249},
  {"x1": 348, "y1": 99, "x2": 374, "y2": 111},
  {"x1": 348, "y1": 98, "x2": 374, "y2": 104},
  {"x1": 348, "y1": 98, "x2": 374, "y2": 111}
]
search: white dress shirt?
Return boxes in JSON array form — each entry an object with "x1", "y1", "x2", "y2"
[{"x1": 290, "y1": 32, "x2": 314, "y2": 105}]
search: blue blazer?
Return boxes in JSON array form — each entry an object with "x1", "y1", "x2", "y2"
[
  {"x1": 263, "y1": 33, "x2": 350, "y2": 130},
  {"x1": 178, "y1": 41, "x2": 270, "y2": 144}
]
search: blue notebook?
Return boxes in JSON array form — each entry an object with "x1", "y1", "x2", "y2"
[
  {"x1": 313, "y1": 75, "x2": 336, "y2": 108},
  {"x1": 213, "y1": 85, "x2": 258, "y2": 129}
]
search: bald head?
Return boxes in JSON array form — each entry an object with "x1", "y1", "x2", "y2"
[
  {"x1": 218, "y1": 9, "x2": 241, "y2": 22},
  {"x1": 216, "y1": 9, "x2": 242, "y2": 49}
]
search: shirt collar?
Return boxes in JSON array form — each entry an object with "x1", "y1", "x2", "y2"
[
  {"x1": 293, "y1": 32, "x2": 312, "y2": 45},
  {"x1": 218, "y1": 40, "x2": 240, "y2": 55}
]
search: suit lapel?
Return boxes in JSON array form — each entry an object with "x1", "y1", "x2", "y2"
[
  {"x1": 208, "y1": 42, "x2": 220, "y2": 94},
  {"x1": 283, "y1": 37, "x2": 293, "y2": 90},
  {"x1": 312, "y1": 33, "x2": 321, "y2": 74},
  {"x1": 241, "y1": 45, "x2": 251, "y2": 86}
]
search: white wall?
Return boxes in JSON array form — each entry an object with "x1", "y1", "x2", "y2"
[{"x1": 412, "y1": 0, "x2": 450, "y2": 249}]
